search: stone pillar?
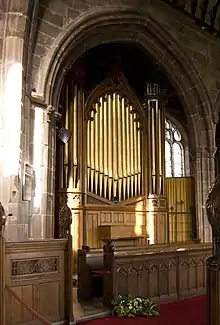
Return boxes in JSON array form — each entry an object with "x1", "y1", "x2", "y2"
[
  {"x1": 145, "y1": 83, "x2": 168, "y2": 244},
  {"x1": 0, "y1": 1, "x2": 39, "y2": 241},
  {"x1": 206, "y1": 176, "x2": 220, "y2": 325},
  {"x1": 29, "y1": 104, "x2": 61, "y2": 239},
  {"x1": 194, "y1": 147, "x2": 214, "y2": 243},
  {"x1": 0, "y1": 3, "x2": 28, "y2": 241}
]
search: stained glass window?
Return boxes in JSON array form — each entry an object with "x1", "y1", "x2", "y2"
[{"x1": 165, "y1": 119, "x2": 185, "y2": 177}]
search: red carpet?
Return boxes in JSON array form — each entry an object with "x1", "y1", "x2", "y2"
[{"x1": 83, "y1": 296, "x2": 206, "y2": 325}]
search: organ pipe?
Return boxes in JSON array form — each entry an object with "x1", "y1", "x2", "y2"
[
  {"x1": 103, "y1": 97, "x2": 108, "y2": 198},
  {"x1": 87, "y1": 90, "x2": 142, "y2": 201},
  {"x1": 63, "y1": 81, "x2": 82, "y2": 189},
  {"x1": 146, "y1": 83, "x2": 165, "y2": 196},
  {"x1": 64, "y1": 84, "x2": 69, "y2": 187}
]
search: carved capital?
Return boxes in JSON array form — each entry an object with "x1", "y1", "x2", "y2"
[
  {"x1": 46, "y1": 105, "x2": 61, "y2": 124},
  {"x1": 147, "y1": 195, "x2": 168, "y2": 211}
]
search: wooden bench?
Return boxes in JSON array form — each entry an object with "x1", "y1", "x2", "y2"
[
  {"x1": 77, "y1": 242, "x2": 148, "y2": 302},
  {"x1": 77, "y1": 241, "x2": 154, "y2": 302},
  {"x1": 77, "y1": 240, "x2": 202, "y2": 302},
  {"x1": 102, "y1": 241, "x2": 212, "y2": 307}
]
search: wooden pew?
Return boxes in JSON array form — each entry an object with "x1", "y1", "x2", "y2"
[
  {"x1": 102, "y1": 242, "x2": 212, "y2": 307},
  {"x1": 77, "y1": 246, "x2": 104, "y2": 302},
  {"x1": 77, "y1": 240, "x2": 199, "y2": 302}
]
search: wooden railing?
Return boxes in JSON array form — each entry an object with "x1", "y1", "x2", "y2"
[{"x1": 163, "y1": 0, "x2": 220, "y2": 37}]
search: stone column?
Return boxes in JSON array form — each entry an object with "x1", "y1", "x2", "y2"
[
  {"x1": 0, "y1": 2, "x2": 30, "y2": 241},
  {"x1": 145, "y1": 83, "x2": 168, "y2": 244},
  {"x1": 193, "y1": 147, "x2": 214, "y2": 243},
  {"x1": 206, "y1": 176, "x2": 220, "y2": 325},
  {"x1": 29, "y1": 104, "x2": 61, "y2": 239}
]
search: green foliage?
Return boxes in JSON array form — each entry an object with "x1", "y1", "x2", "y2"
[{"x1": 112, "y1": 294, "x2": 160, "y2": 318}]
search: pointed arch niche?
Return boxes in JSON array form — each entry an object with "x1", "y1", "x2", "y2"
[{"x1": 85, "y1": 74, "x2": 146, "y2": 202}]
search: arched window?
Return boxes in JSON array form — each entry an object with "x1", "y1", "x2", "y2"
[{"x1": 165, "y1": 119, "x2": 185, "y2": 177}]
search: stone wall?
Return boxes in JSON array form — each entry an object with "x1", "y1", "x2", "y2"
[{"x1": 0, "y1": 0, "x2": 219, "y2": 242}]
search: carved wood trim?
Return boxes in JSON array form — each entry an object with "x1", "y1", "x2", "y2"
[
  {"x1": 5, "y1": 239, "x2": 67, "y2": 254},
  {"x1": 86, "y1": 192, "x2": 146, "y2": 207},
  {"x1": 85, "y1": 73, "x2": 147, "y2": 128},
  {"x1": 11, "y1": 257, "x2": 59, "y2": 277}
]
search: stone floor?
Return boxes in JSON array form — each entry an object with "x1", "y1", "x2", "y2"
[{"x1": 73, "y1": 287, "x2": 111, "y2": 323}]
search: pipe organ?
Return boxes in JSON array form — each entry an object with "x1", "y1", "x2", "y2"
[
  {"x1": 87, "y1": 93, "x2": 142, "y2": 202},
  {"x1": 56, "y1": 70, "x2": 195, "y2": 251}
]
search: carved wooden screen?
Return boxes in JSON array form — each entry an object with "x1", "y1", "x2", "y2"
[{"x1": 86, "y1": 77, "x2": 143, "y2": 202}]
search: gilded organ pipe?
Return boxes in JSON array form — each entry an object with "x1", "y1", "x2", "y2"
[
  {"x1": 68, "y1": 84, "x2": 73, "y2": 189},
  {"x1": 99, "y1": 97, "x2": 104, "y2": 197},
  {"x1": 86, "y1": 86, "x2": 142, "y2": 202},
  {"x1": 130, "y1": 105, "x2": 134, "y2": 198},
  {"x1": 146, "y1": 85, "x2": 165, "y2": 196},
  {"x1": 64, "y1": 84, "x2": 69, "y2": 188},
  {"x1": 133, "y1": 112, "x2": 138, "y2": 196},
  {"x1": 62, "y1": 82, "x2": 80, "y2": 189},
  {"x1": 95, "y1": 103, "x2": 99, "y2": 194},
  {"x1": 103, "y1": 97, "x2": 108, "y2": 198},
  {"x1": 137, "y1": 122, "x2": 141, "y2": 195},
  {"x1": 87, "y1": 115, "x2": 91, "y2": 192},
  {"x1": 118, "y1": 95, "x2": 123, "y2": 201},
  {"x1": 121, "y1": 98, "x2": 127, "y2": 200},
  {"x1": 113, "y1": 94, "x2": 117, "y2": 198},
  {"x1": 126, "y1": 103, "x2": 131, "y2": 199},
  {"x1": 90, "y1": 107, "x2": 95, "y2": 193},
  {"x1": 108, "y1": 95, "x2": 113, "y2": 200},
  {"x1": 73, "y1": 84, "x2": 78, "y2": 188}
]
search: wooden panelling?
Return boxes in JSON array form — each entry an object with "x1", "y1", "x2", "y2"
[
  {"x1": 85, "y1": 210, "x2": 147, "y2": 248},
  {"x1": 4, "y1": 239, "x2": 72, "y2": 325},
  {"x1": 103, "y1": 243, "x2": 211, "y2": 306},
  {"x1": 7, "y1": 285, "x2": 35, "y2": 324},
  {"x1": 38, "y1": 281, "x2": 60, "y2": 322}
]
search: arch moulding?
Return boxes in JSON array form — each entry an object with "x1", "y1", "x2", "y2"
[
  {"x1": 31, "y1": 8, "x2": 215, "y2": 242},
  {"x1": 33, "y1": 9, "x2": 214, "y2": 149}
]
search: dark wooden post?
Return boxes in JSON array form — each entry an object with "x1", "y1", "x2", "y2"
[
  {"x1": 206, "y1": 176, "x2": 220, "y2": 325},
  {"x1": 77, "y1": 245, "x2": 93, "y2": 302},
  {"x1": 103, "y1": 239, "x2": 115, "y2": 307},
  {"x1": 0, "y1": 203, "x2": 6, "y2": 325},
  {"x1": 58, "y1": 201, "x2": 74, "y2": 323},
  {"x1": 66, "y1": 234, "x2": 74, "y2": 324}
]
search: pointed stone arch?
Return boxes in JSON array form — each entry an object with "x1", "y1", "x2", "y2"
[
  {"x1": 35, "y1": 9, "x2": 214, "y2": 149},
  {"x1": 31, "y1": 8, "x2": 215, "y2": 242}
]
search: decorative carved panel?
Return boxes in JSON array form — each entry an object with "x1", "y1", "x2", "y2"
[
  {"x1": 117, "y1": 258, "x2": 177, "y2": 275},
  {"x1": 102, "y1": 244, "x2": 212, "y2": 306},
  {"x1": 11, "y1": 257, "x2": 58, "y2": 276}
]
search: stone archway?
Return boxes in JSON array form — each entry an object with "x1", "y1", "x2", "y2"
[{"x1": 31, "y1": 9, "x2": 215, "y2": 241}]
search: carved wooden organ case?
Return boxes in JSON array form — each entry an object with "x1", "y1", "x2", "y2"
[{"x1": 56, "y1": 69, "x2": 165, "y2": 249}]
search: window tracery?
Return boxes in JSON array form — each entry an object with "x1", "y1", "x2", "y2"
[{"x1": 165, "y1": 119, "x2": 185, "y2": 177}]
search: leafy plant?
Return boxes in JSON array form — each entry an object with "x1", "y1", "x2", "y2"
[{"x1": 112, "y1": 294, "x2": 160, "y2": 318}]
